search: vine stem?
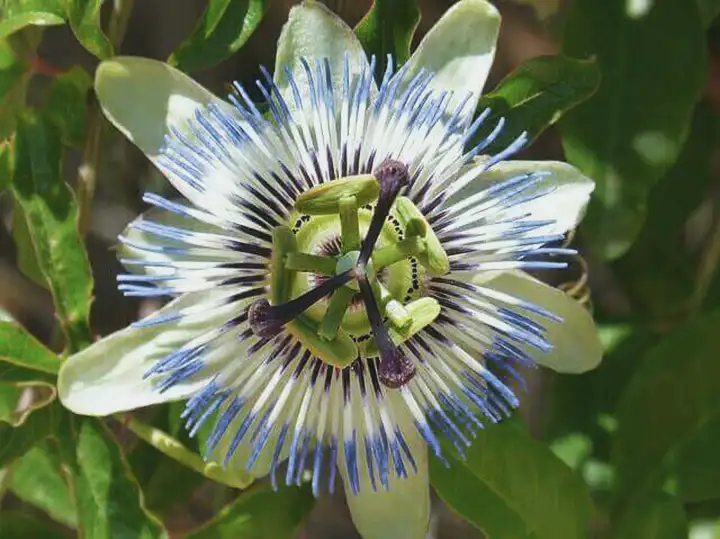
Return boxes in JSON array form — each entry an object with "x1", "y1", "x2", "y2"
[{"x1": 76, "y1": 0, "x2": 134, "y2": 236}]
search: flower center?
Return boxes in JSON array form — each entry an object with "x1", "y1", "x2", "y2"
[{"x1": 249, "y1": 160, "x2": 449, "y2": 388}]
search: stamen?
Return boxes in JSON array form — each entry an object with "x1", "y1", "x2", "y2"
[
  {"x1": 249, "y1": 270, "x2": 353, "y2": 337},
  {"x1": 357, "y1": 277, "x2": 416, "y2": 389},
  {"x1": 359, "y1": 159, "x2": 410, "y2": 265}
]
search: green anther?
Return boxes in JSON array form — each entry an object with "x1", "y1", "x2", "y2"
[
  {"x1": 338, "y1": 196, "x2": 360, "y2": 252},
  {"x1": 394, "y1": 197, "x2": 450, "y2": 277},
  {"x1": 318, "y1": 286, "x2": 356, "y2": 341},
  {"x1": 374, "y1": 282, "x2": 412, "y2": 330},
  {"x1": 270, "y1": 226, "x2": 297, "y2": 304},
  {"x1": 287, "y1": 317, "x2": 358, "y2": 368},
  {"x1": 372, "y1": 236, "x2": 427, "y2": 270},
  {"x1": 285, "y1": 252, "x2": 336, "y2": 275},
  {"x1": 295, "y1": 174, "x2": 379, "y2": 215},
  {"x1": 364, "y1": 297, "x2": 441, "y2": 356}
]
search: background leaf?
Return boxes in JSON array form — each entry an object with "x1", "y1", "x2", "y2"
[
  {"x1": 44, "y1": 65, "x2": 92, "y2": 147},
  {"x1": 57, "y1": 417, "x2": 169, "y2": 539},
  {"x1": 560, "y1": 0, "x2": 706, "y2": 259},
  {"x1": 9, "y1": 441, "x2": 78, "y2": 527},
  {"x1": 354, "y1": 0, "x2": 420, "y2": 77},
  {"x1": 612, "y1": 309, "x2": 720, "y2": 499},
  {"x1": 430, "y1": 421, "x2": 592, "y2": 539},
  {"x1": 185, "y1": 484, "x2": 315, "y2": 539},
  {"x1": 0, "y1": 510, "x2": 68, "y2": 539},
  {"x1": 0, "y1": 0, "x2": 65, "y2": 41},
  {"x1": 613, "y1": 494, "x2": 688, "y2": 539},
  {"x1": 0, "y1": 37, "x2": 30, "y2": 138},
  {"x1": 473, "y1": 55, "x2": 600, "y2": 154},
  {"x1": 10, "y1": 111, "x2": 93, "y2": 352},
  {"x1": 0, "y1": 400, "x2": 62, "y2": 468},
  {"x1": 168, "y1": 0, "x2": 268, "y2": 73}
]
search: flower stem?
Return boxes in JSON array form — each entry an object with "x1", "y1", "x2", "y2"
[
  {"x1": 76, "y1": 0, "x2": 134, "y2": 237},
  {"x1": 123, "y1": 416, "x2": 253, "y2": 489}
]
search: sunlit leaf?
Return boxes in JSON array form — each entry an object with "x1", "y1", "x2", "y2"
[
  {"x1": 168, "y1": 0, "x2": 268, "y2": 73},
  {"x1": 0, "y1": 321, "x2": 61, "y2": 374},
  {"x1": 561, "y1": 0, "x2": 706, "y2": 259},
  {"x1": 612, "y1": 309, "x2": 720, "y2": 499},
  {"x1": 430, "y1": 421, "x2": 592, "y2": 539},
  {"x1": 9, "y1": 442, "x2": 77, "y2": 527},
  {"x1": 0, "y1": 1, "x2": 64, "y2": 40},
  {"x1": 354, "y1": 0, "x2": 420, "y2": 77},
  {"x1": 63, "y1": 0, "x2": 113, "y2": 59},
  {"x1": 10, "y1": 112, "x2": 93, "y2": 352},
  {"x1": 185, "y1": 484, "x2": 315, "y2": 539},
  {"x1": 57, "y1": 417, "x2": 169, "y2": 539},
  {"x1": 474, "y1": 55, "x2": 600, "y2": 154}
]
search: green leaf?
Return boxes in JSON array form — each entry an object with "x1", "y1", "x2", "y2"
[
  {"x1": 0, "y1": 510, "x2": 68, "y2": 539},
  {"x1": 11, "y1": 111, "x2": 93, "y2": 352},
  {"x1": 0, "y1": 381, "x2": 55, "y2": 426},
  {"x1": 615, "y1": 102, "x2": 720, "y2": 319},
  {"x1": 612, "y1": 309, "x2": 720, "y2": 499},
  {"x1": 44, "y1": 65, "x2": 93, "y2": 147},
  {"x1": 0, "y1": 321, "x2": 61, "y2": 374},
  {"x1": 0, "y1": 37, "x2": 30, "y2": 138},
  {"x1": 0, "y1": 138, "x2": 11, "y2": 193},
  {"x1": 9, "y1": 441, "x2": 77, "y2": 527},
  {"x1": 430, "y1": 421, "x2": 592, "y2": 539},
  {"x1": 57, "y1": 417, "x2": 168, "y2": 539},
  {"x1": 168, "y1": 0, "x2": 268, "y2": 73},
  {"x1": 613, "y1": 494, "x2": 688, "y2": 539},
  {"x1": 354, "y1": 0, "x2": 420, "y2": 77},
  {"x1": 63, "y1": 0, "x2": 113, "y2": 59},
  {"x1": 0, "y1": 400, "x2": 62, "y2": 468},
  {"x1": 697, "y1": 0, "x2": 720, "y2": 27},
  {"x1": 676, "y1": 419, "x2": 720, "y2": 503},
  {"x1": 0, "y1": 1, "x2": 65, "y2": 40},
  {"x1": 473, "y1": 55, "x2": 600, "y2": 154},
  {"x1": 560, "y1": 0, "x2": 706, "y2": 260},
  {"x1": 186, "y1": 484, "x2": 315, "y2": 539}
]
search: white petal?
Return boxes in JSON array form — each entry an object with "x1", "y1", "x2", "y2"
[
  {"x1": 341, "y1": 394, "x2": 430, "y2": 539},
  {"x1": 274, "y1": 1, "x2": 375, "y2": 109},
  {"x1": 399, "y1": 0, "x2": 500, "y2": 125},
  {"x1": 94, "y1": 57, "x2": 230, "y2": 161},
  {"x1": 455, "y1": 160, "x2": 595, "y2": 236},
  {"x1": 478, "y1": 270, "x2": 602, "y2": 373},
  {"x1": 58, "y1": 291, "x2": 240, "y2": 416}
]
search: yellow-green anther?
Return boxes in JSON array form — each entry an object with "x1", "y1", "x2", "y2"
[
  {"x1": 373, "y1": 281, "x2": 412, "y2": 330},
  {"x1": 270, "y1": 226, "x2": 297, "y2": 304},
  {"x1": 338, "y1": 196, "x2": 360, "y2": 252},
  {"x1": 404, "y1": 217, "x2": 427, "y2": 238},
  {"x1": 394, "y1": 196, "x2": 450, "y2": 276},
  {"x1": 318, "y1": 286, "x2": 355, "y2": 341},
  {"x1": 295, "y1": 174, "x2": 379, "y2": 215},
  {"x1": 372, "y1": 236, "x2": 427, "y2": 270},
  {"x1": 364, "y1": 298, "x2": 441, "y2": 356},
  {"x1": 287, "y1": 317, "x2": 358, "y2": 369},
  {"x1": 285, "y1": 252, "x2": 336, "y2": 275}
]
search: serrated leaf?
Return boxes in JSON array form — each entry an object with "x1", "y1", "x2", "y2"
[
  {"x1": 560, "y1": 0, "x2": 706, "y2": 259},
  {"x1": 63, "y1": 0, "x2": 112, "y2": 59},
  {"x1": 0, "y1": 0, "x2": 65, "y2": 40},
  {"x1": 430, "y1": 421, "x2": 592, "y2": 539},
  {"x1": 615, "y1": 102, "x2": 719, "y2": 319},
  {"x1": 612, "y1": 309, "x2": 720, "y2": 499},
  {"x1": 473, "y1": 55, "x2": 600, "y2": 154},
  {"x1": 186, "y1": 484, "x2": 315, "y2": 539},
  {"x1": 0, "y1": 399, "x2": 62, "y2": 468},
  {"x1": 44, "y1": 65, "x2": 92, "y2": 147},
  {"x1": 168, "y1": 0, "x2": 267, "y2": 73},
  {"x1": 0, "y1": 37, "x2": 30, "y2": 138},
  {"x1": 0, "y1": 510, "x2": 68, "y2": 539},
  {"x1": 11, "y1": 112, "x2": 93, "y2": 352},
  {"x1": 613, "y1": 494, "x2": 688, "y2": 539},
  {"x1": 57, "y1": 416, "x2": 169, "y2": 539},
  {"x1": 354, "y1": 0, "x2": 420, "y2": 77},
  {"x1": 0, "y1": 321, "x2": 61, "y2": 374},
  {"x1": 9, "y1": 441, "x2": 77, "y2": 527}
]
